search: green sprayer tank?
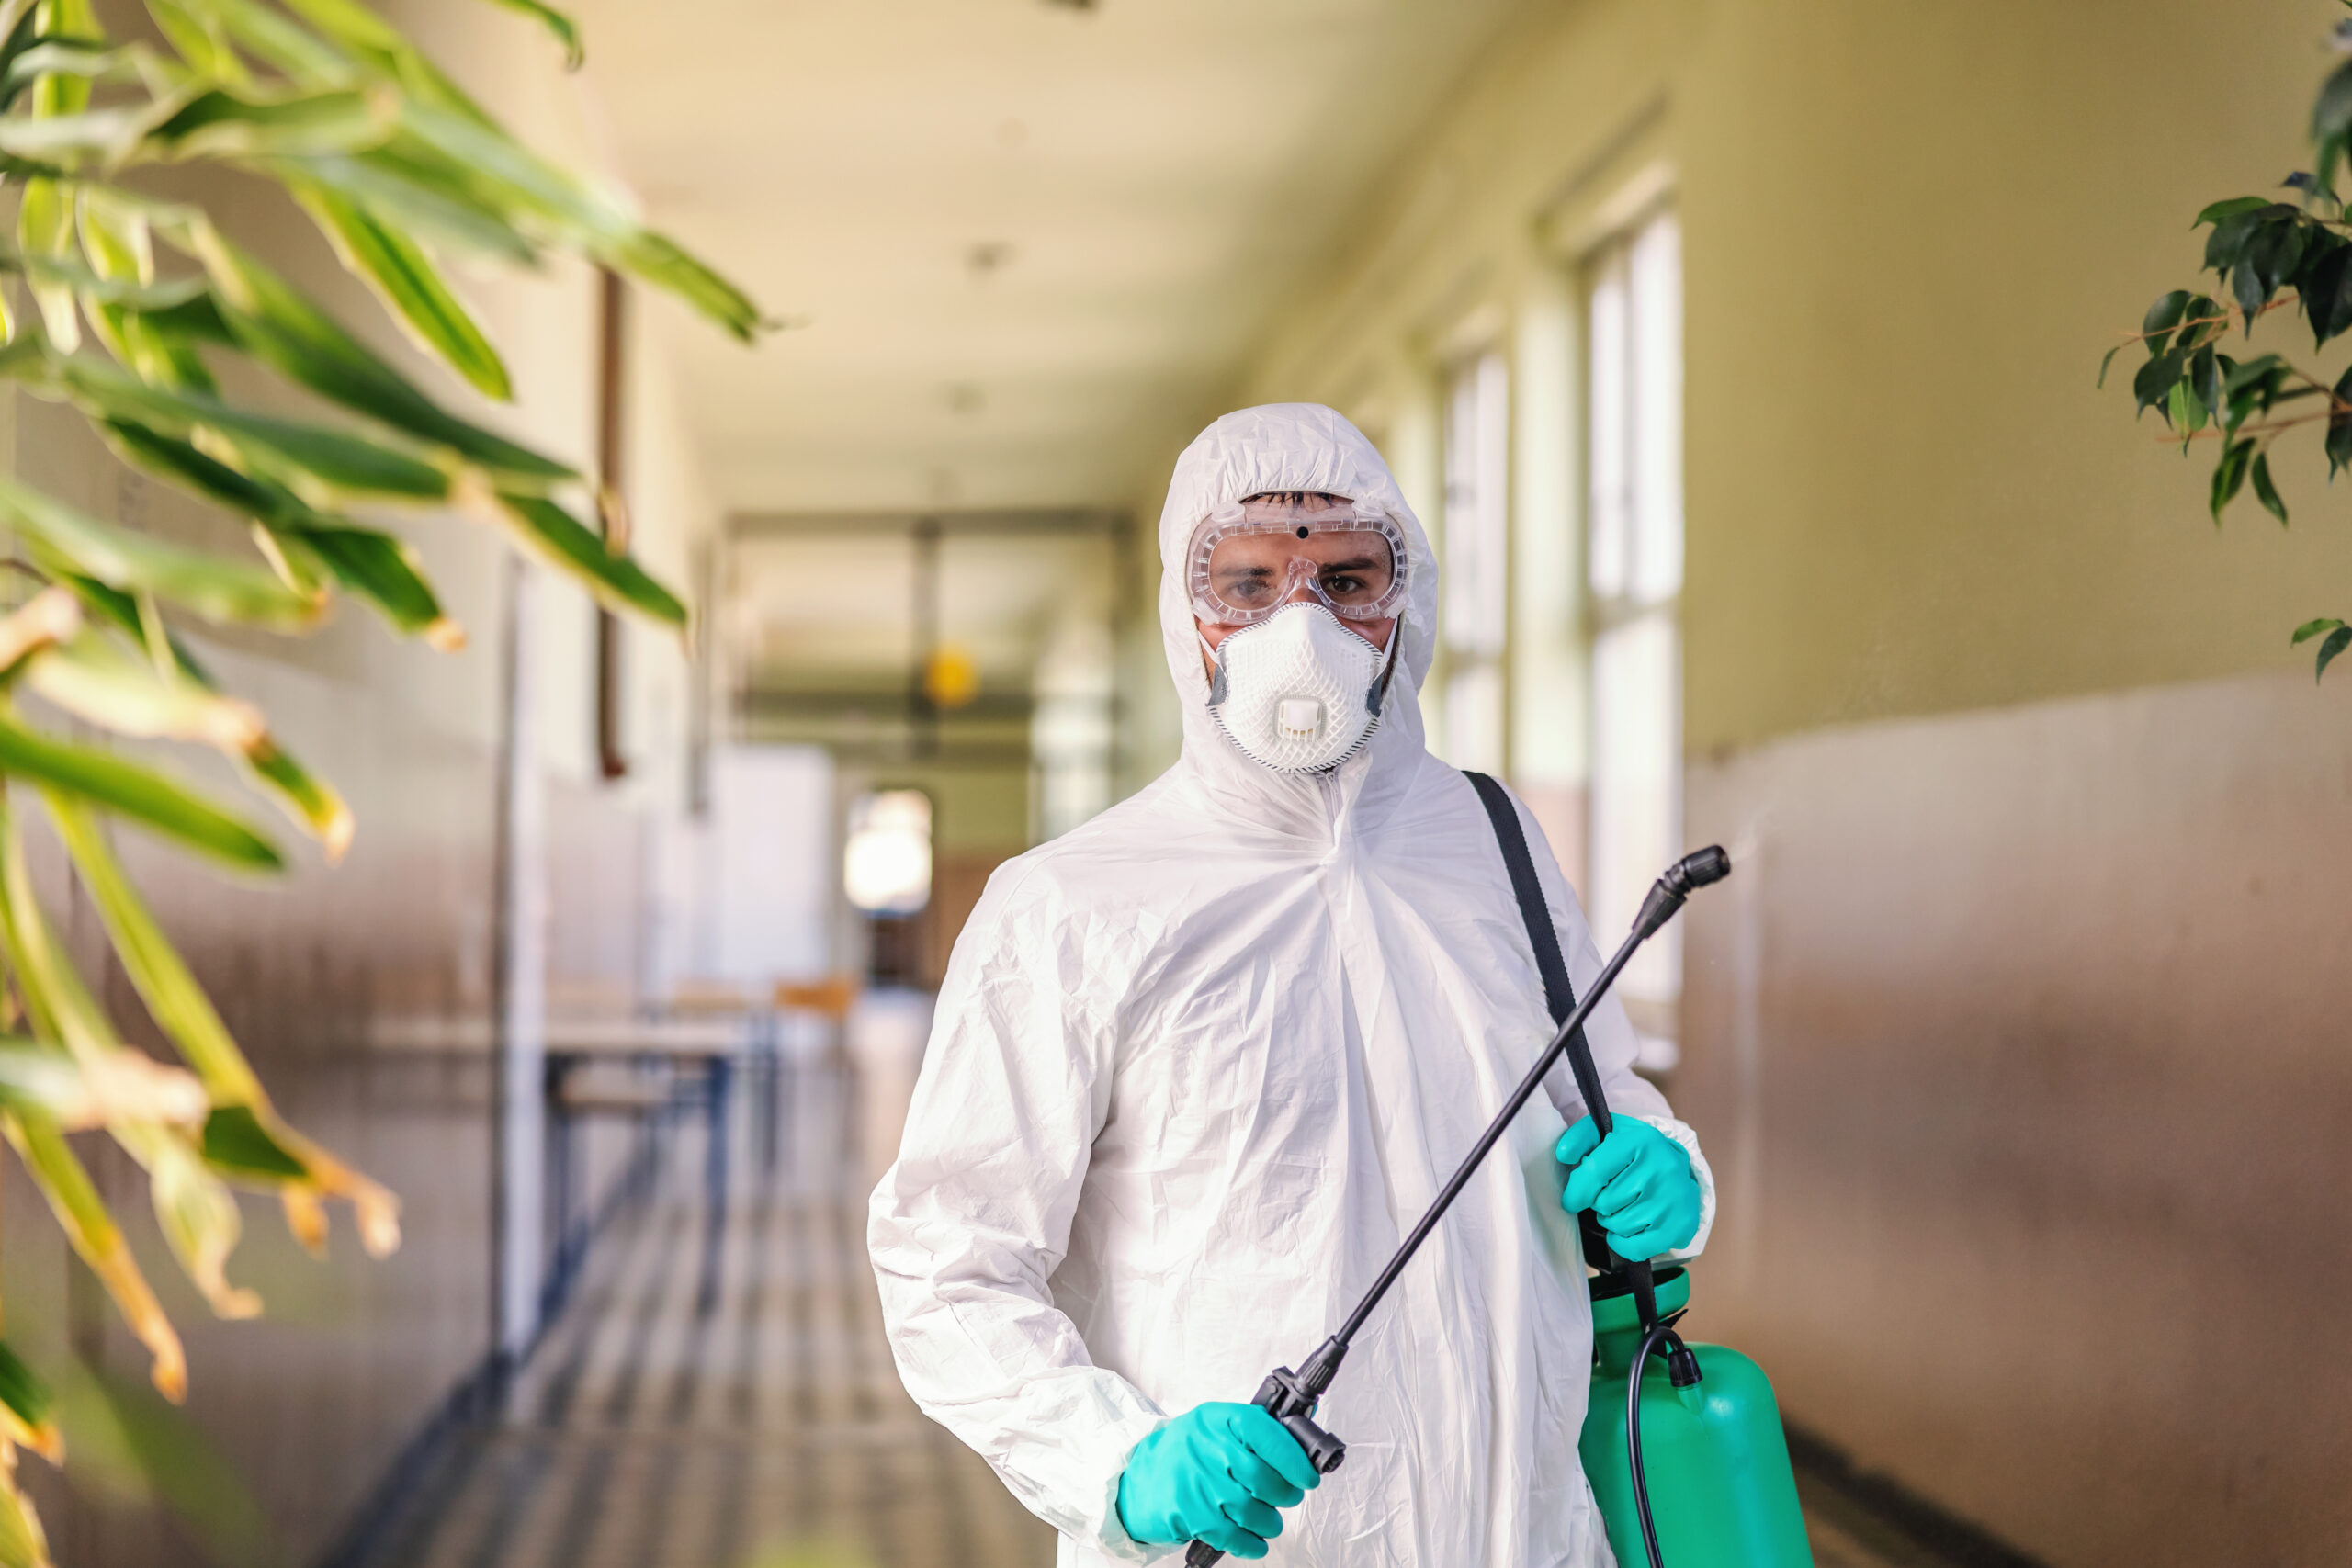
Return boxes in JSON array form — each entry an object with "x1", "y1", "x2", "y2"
[{"x1": 1581, "y1": 1268, "x2": 1815, "y2": 1568}]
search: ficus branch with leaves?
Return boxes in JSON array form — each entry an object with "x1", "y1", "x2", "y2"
[
  {"x1": 0, "y1": 0, "x2": 766, "y2": 1562},
  {"x1": 2104, "y1": 7, "x2": 2352, "y2": 682}
]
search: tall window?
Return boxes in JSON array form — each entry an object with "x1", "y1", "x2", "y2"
[
  {"x1": 1586, "y1": 209, "x2": 1683, "y2": 1070},
  {"x1": 1442, "y1": 349, "x2": 1510, "y2": 771}
]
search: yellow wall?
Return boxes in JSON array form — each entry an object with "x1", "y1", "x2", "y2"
[{"x1": 1213, "y1": 0, "x2": 2352, "y2": 758}]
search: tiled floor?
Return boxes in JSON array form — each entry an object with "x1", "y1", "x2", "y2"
[
  {"x1": 352, "y1": 1052, "x2": 1980, "y2": 1568},
  {"x1": 356, "y1": 1057, "x2": 1056, "y2": 1568}
]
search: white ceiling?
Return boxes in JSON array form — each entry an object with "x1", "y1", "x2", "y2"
[{"x1": 571, "y1": 0, "x2": 1527, "y2": 515}]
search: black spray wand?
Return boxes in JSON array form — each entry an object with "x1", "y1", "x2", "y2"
[{"x1": 1182, "y1": 846, "x2": 1732, "y2": 1566}]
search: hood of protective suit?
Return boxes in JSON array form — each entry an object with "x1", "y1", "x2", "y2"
[
  {"x1": 1158, "y1": 404, "x2": 1439, "y2": 829},
  {"x1": 871, "y1": 402, "x2": 1713, "y2": 1568}
]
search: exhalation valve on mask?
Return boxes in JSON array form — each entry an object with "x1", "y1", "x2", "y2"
[{"x1": 1206, "y1": 603, "x2": 1393, "y2": 773}]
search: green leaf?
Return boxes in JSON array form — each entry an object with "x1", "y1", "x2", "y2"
[
  {"x1": 0, "y1": 713, "x2": 281, "y2": 870},
  {"x1": 390, "y1": 103, "x2": 763, "y2": 339},
  {"x1": 198, "y1": 1103, "x2": 305, "y2": 1179},
  {"x1": 2097, "y1": 344, "x2": 2121, "y2": 389},
  {"x1": 17, "y1": 175, "x2": 77, "y2": 350},
  {"x1": 3, "y1": 1110, "x2": 186, "y2": 1401},
  {"x1": 0, "y1": 473, "x2": 319, "y2": 628},
  {"x1": 43, "y1": 790, "x2": 270, "y2": 1099},
  {"x1": 51, "y1": 354, "x2": 454, "y2": 501},
  {"x1": 2132, "y1": 346, "x2": 2185, "y2": 418},
  {"x1": 242, "y1": 736, "x2": 352, "y2": 860},
  {"x1": 22, "y1": 632, "x2": 264, "y2": 750},
  {"x1": 94, "y1": 419, "x2": 458, "y2": 648},
  {"x1": 2318, "y1": 626, "x2": 2352, "y2": 682},
  {"x1": 2193, "y1": 196, "x2": 2273, "y2": 226},
  {"x1": 2165, "y1": 378, "x2": 2206, "y2": 437},
  {"x1": 492, "y1": 491, "x2": 686, "y2": 626},
  {"x1": 2210, "y1": 437, "x2": 2256, "y2": 522},
  {"x1": 296, "y1": 524, "x2": 454, "y2": 643},
  {"x1": 293, "y1": 181, "x2": 512, "y2": 399},
  {"x1": 479, "y1": 0, "x2": 582, "y2": 66},
  {"x1": 2314, "y1": 58, "x2": 2352, "y2": 144},
  {"x1": 0, "y1": 1340, "x2": 53, "y2": 1440},
  {"x1": 2251, "y1": 451, "x2": 2289, "y2": 525},
  {"x1": 139, "y1": 85, "x2": 394, "y2": 162},
  {"x1": 177, "y1": 222, "x2": 564, "y2": 478},
  {"x1": 272, "y1": 151, "x2": 539, "y2": 263},
  {"x1": 2141, "y1": 289, "x2": 2190, "y2": 357},
  {"x1": 2292, "y1": 617, "x2": 2347, "y2": 643}
]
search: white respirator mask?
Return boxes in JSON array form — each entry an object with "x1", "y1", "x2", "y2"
[{"x1": 1204, "y1": 603, "x2": 1396, "y2": 773}]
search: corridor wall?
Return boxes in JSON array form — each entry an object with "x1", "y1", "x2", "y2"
[
  {"x1": 1186, "y1": 2, "x2": 2352, "y2": 1563},
  {"x1": 0, "y1": 2, "x2": 727, "y2": 1563}
]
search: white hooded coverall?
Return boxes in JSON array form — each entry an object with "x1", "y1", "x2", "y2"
[{"x1": 869, "y1": 404, "x2": 1715, "y2": 1567}]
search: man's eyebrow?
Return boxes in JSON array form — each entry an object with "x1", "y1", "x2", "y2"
[{"x1": 1320, "y1": 554, "x2": 1384, "y2": 570}]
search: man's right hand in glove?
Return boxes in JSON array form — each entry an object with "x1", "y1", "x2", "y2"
[{"x1": 1115, "y1": 1402, "x2": 1322, "y2": 1559}]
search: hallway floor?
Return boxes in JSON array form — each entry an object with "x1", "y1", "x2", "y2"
[{"x1": 348, "y1": 1055, "x2": 1993, "y2": 1568}]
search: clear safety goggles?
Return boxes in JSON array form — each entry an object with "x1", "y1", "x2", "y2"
[{"x1": 1185, "y1": 500, "x2": 1410, "y2": 627}]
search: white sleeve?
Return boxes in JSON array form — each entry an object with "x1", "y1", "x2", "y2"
[
  {"x1": 866, "y1": 864, "x2": 1171, "y2": 1562},
  {"x1": 1502, "y1": 787, "x2": 1718, "y2": 1260}
]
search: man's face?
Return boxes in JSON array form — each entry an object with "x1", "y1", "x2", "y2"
[{"x1": 1195, "y1": 500, "x2": 1398, "y2": 674}]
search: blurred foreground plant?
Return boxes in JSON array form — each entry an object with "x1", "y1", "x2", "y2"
[
  {"x1": 2103, "y1": 5, "x2": 2352, "y2": 682},
  {"x1": 0, "y1": 0, "x2": 762, "y2": 1560}
]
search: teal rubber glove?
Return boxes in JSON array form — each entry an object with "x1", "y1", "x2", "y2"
[
  {"x1": 1115, "y1": 1402, "x2": 1322, "y2": 1559},
  {"x1": 1557, "y1": 1116, "x2": 1703, "y2": 1258}
]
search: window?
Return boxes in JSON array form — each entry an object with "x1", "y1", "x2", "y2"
[
  {"x1": 1585, "y1": 209, "x2": 1683, "y2": 1070},
  {"x1": 1442, "y1": 349, "x2": 1510, "y2": 771}
]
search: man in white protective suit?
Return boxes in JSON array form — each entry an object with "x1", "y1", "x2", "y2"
[{"x1": 868, "y1": 404, "x2": 1716, "y2": 1567}]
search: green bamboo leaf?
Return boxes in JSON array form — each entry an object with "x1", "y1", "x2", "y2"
[
  {"x1": 296, "y1": 524, "x2": 456, "y2": 644},
  {"x1": 17, "y1": 177, "x2": 76, "y2": 349},
  {"x1": 0, "y1": 1037, "x2": 206, "y2": 1130},
  {"x1": 242, "y1": 736, "x2": 352, "y2": 860},
  {"x1": 0, "y1": 713, "x2": 281, "y2": 870},
  {"x1": 51, "y1": 354, "x2": 453, "y2": 501},
  {"x1": 29, "y1": 0, "x2": 99, "y2": 120},
  {"x1": 142, "y1": 0, "x2": 243, "y2": 81},
  {"x1": 0, "y1": 105, "x2": 145, "y2": 164},
  {"x1": 129, "y1": 1123, "x2": 261, "y2": 1318},
  {"x1": 176, "y1": 220, "x2": 566, "y2": 477},
  {"x1": 0, "y1": 473, "x2": 320, "y2": 628},
  {"x1": 273, "y1": 150, "x2": 538, "y2": 262},
  {"x1": 492, "y1": 491, "x2": 686, "y2": 626},
  {"x1": 23, "y1": 632, "x2": 265, "y2": 750},
  {"x1": 173, "y1": 0, "x2": 353, "y2": 85},
  {"x1": 295, "y1": 182, "x2": 511, "y2": 398},
  {"x1": 479, "y1": 0, "x2": 582, "y2": 67},
  {"x1": 139, "y1": 85, "x2": 394, "y2": 162},
  {"x1": 0, "y1": 5, "x2": 46, "y2": 116},
  {"x1": 2291, "y1": 616, "x2": 2348, "y2": 643},
  {"x1": 390, "y1": 103, "x2": 763, "y2": 338},
  {"x1": 0, "y1": 1338, "x2": 60, "y2": 1464},
  {"x1": 0, "y1": 1449, "x2": 49, "y2": 1568},
  {"x1": 198, "y1": 1102, "x2": 304, "y2": 1179},
  {"x1": 40, "y1": 790, "x2": 270, "y2": 1097},
  {"x1": 2, "y1": 1111, "x2": 187, "y2": 1401},
  {"x1": 96, "y1": 418, "x2": 459, "y2": 649},
  {"x1": 49, "y1": 790, "x2": 397, "y2": 1253}
]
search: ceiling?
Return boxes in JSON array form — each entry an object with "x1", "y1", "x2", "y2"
[{"x1": 570, "y1": 0, "x2": 1529, "y2": 516}]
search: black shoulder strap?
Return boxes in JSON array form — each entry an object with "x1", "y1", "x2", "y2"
[
  {"x1": 1463, "y1": 771, "x2": 1576, "y2": 1025},
  {"x1": 1464, "y1": 771, "x2": 1622, "y2": 1278}
]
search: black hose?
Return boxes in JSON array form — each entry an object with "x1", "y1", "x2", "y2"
[{"x1": 1626, "y1": 1321, "x2": 1676, "y2": 1568}]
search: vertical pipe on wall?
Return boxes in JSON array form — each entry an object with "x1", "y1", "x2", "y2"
[
  {"x1": 594, "y1": 266, "x2": 629, "y2": 782},
  {"x1": 489, "y1": 558, "x2": 548, "y2": 1365}
]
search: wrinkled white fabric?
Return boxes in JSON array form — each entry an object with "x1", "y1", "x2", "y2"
[{"x1": 870, "y1": 403, "x2": 1714, "y2": 1568}]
